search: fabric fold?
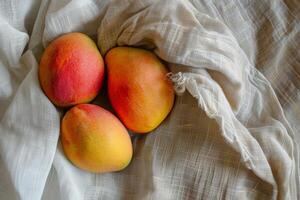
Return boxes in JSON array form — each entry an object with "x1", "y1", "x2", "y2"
[{"x1": 97, "y1": 0, "x2": 297, "y2": 199}]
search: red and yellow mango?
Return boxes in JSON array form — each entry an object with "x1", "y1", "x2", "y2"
[
  {"x1": 105, "y1": 47, "x2": 175, "y2": 134},
  {"x1": 61, "y1": 104, "x2": 133, "y2": 173},
  {"x1": 39, "y1": 32, "x2": 104, "y2": 107}
]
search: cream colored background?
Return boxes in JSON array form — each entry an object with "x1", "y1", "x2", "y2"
[{"x1": 0, "y1": 0, "x2": 299, "y2": 199}]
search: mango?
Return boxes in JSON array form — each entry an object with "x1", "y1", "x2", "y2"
[
  {"x1": 39, "y1": 33, "x2": 104, "y2": 107},
  {"x1": 61, "y1": 104, "x2": 133, "y2": 173},
  {"x1": 105, "y1": 47, "x2": 175, "y2": 133}
]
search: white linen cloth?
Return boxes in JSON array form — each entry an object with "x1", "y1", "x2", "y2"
[{"x1": 0, "y1": 0, "x2": 299, "y2": 199}]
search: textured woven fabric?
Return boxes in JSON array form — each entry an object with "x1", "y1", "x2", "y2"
[{"x1": 0, "y1": 0, "x2": 299, "y2": 200}]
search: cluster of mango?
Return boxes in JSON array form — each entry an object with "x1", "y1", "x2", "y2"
[{"x1": 38, "y1": 33, "x2": 175, "y2": 173}]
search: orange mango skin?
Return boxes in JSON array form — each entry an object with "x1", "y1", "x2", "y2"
[
  {"x1": 39, "y1": 33, "x2": 104, "y2": 107},
  {"x1": 61, "y1": 104, "x2": 133, "y2": 173},
  {"x1": 105, "y1": 47, "x2": 175, "y2": 134}
]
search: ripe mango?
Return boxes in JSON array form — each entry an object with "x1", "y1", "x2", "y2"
[
  {"x1": 61, "y1": 104, "x2": 133, "y2": 173},
  {"x1": 105, "y1": 47, "x2": 175, "y2": 133},
  {"x1": 39, "y1": 33, "x2": 104, "y2": 107}
]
